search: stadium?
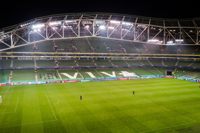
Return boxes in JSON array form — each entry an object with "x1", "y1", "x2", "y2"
[{"x1": 0, "y1": 12, "x2": 200, "y2": 132}]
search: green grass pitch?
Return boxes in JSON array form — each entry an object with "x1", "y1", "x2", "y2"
[{"x1": 1, "y1": 78, "x2": 200, "y2": 133}]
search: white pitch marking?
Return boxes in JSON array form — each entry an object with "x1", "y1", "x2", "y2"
[
  {"x1": 14, "y1": 97, "x2": 19, "y2": 112},
  {"x1": 44, "y1": 88, "x2": 58, "y2": 121}
]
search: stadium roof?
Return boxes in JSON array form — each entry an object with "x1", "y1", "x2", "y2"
[
  {"x1": 0, "y1": 0, "x2": 199, "y2": 28},
  {"x1": 1, "y1": 12, "x2": 200, "y2": 52},
  {"x1": 1, "y1": 12, "x2": 200, "y2": 32}
]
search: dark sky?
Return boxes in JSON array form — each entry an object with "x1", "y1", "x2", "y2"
[{"x1": 0, "y1": 0, "x2": 199, "y2": 28}]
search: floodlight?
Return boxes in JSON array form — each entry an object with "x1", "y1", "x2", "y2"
[
  {"x1": 167, "y1": 41, "x2": 173, "y2": 44},
  {"x1": 175, "y1": 39, "x2": 184, "y2": 42},
  {"x1": 0, "y1": 34, "x2": 9, "y2": 40},
  {"x1": 99, "y1": 25, "x2": 106, "y2": 30},
  {"x1": 49, "y1": 21, "x2": 62, "y2": 26},
  {"x1": 137, "y1": 24, "x2": 146, "y2": 28},
  {"x1": 147, "y1": 39, "x2": 162, "y2": 44},
  {"x1": 31, "y1": 23, "x2": 45, "y2": 30},
  {"x1": 62, "y1": 25, "x2": 67, "y2": 28},
  {"x1": 147, "y1": 39, "x2": 159, "y2": 42},
  {"x1": 65, "y1": 20, "x2": 76, "y2": 23},
  {"x1": 64, "y1": 26, "x2": 73, "y2": 29},
  {"x1": 166, "y1": 41, "x2": 174, "y2": 45},
  {"x1": 122, "y1": 22, "x2": 132, "y2": 26},
  {"x1": 84, "y1": 25, "x2": 90, "y2": 29},
  {"x1": 96, "y1": 20, "x2": 106, "y2": 25},
  {"x1": 20, "y1": 22, "x2": 31, "y2": 27},
  {"x1": 110, "y1": 20, "x2": 120, "y2": 24},
  {"x1": 33, "y1": 29, "x2": 41, "y2": 32}
]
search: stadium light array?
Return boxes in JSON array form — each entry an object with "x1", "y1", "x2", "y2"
[
  {"x1": 64, "y1": 26, "x2": 73, "y2": 29},
  {"x1": 110, "y1": 20, "x2": 121, "y2": 24},
  {"x1": 166, "y1": 41, "x2": 175, "y2": 45},
  {"x1": 99, "y1": 25, "x2": 106, "y2": 30},
  {"x1": 0, "y1": 34, "x2": 8, "y2": 39},
  {"x1": 62, "y1": 25, "x2": 67, "y2": 28},
  {"x1": 82, "y1": 20, "x2": 93, "y2": 25},
  {"x1": 175, "y1": 39, "x2": 184, "y2": 42},
  {"x1": 122, "y1": 22, "x2": 133, "y2": 26},
  {"x1": 65, "y1": 20, "x2": 77, "y2": 24},
  {"x1": 169, "y1": 29, "x2": 176, "y2": 32},
  {"x1": 33, "y1": 29, "x2": 41, "y2": 32},
  {"x1": 31, "y1": 23, "x2": 45, "y2": 30},
  {"x1": 84, "y1": 25, "x2": 90, "y2": 29},
  {"x1": 49, "y1": 21, "x2": 62, "y2": 26},
  {"x1": 147, "y1": 39, "x2": 163, "y2": 44},
  {"x1": 167, "y1": 41, "x2": 173, "y2": 44},
  {"x1": 20, "y1": 22, "x2": 32, "y2": 28},
  {"x1": 137, "y1": 24, "x2": 147, "y2": 28},
  {"x1": 96, "y1": 20, "x2": 106, "y2": 26}
]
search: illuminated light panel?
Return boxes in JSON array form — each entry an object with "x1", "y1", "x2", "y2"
[
  {"x1": 33, "y1": 29, "x2": 41, "y2": 32},
  {"x1": 99, "y1": 25, "x2": 106, "y2": 30},
  {"x1": 84, "y1": 25, "x2": 90, "y2": 29},
  {"x1": 49, "y1": 21, "x2": 62, "y2": 26},
  {"x1": 147, "y1": 39, "x2": 163, "y2": 44},
  {"x1": 175, "y1": 39, "x2": 184, "y2": 42},
  {"x1": 65, "y1": 20, "x2": 76, "y2": 23},
  {"x1": 122, "y1": 22, "x2": 132, "y2": 26},
  {"x1": 167, "y1": 41, "x2": 174, "y2": 44},
  {"x1": 31, "y1": 23, "x2": 45, "y2": 30},
  {"x1": 110, "y1": 20, "x2": 120, "y2": 24}
]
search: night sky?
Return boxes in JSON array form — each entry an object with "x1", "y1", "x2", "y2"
[{"x1": 0, "y1": 0, "x2": 199, "y2": 28}]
